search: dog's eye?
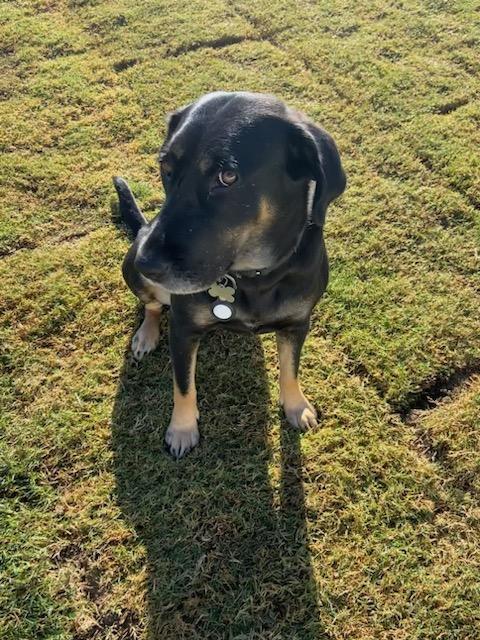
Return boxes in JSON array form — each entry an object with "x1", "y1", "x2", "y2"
[{"x1": 218, "y1": 169, "x2": 238, "y2": 187}]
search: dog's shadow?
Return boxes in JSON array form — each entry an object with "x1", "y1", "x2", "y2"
[{"x1": 112, "y1": 310, "x2": 323, "y2": 638}]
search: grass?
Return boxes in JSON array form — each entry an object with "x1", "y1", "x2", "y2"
[{"x1": 1, "y1": 0, "x2": 480, "y2": 638}]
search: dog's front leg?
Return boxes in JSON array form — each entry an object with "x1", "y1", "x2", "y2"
[
  {"x1": 165, "y1": 322, "x2": 201, "y2": 458},
  {"x1": 276, "y1": 323, "x2": 318, "y2": 430},
  {"x1": 131, "y1": 302, "x2": 162, "y2": 360}
]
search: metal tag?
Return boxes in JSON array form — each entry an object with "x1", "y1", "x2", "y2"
[
  {"x1": 212, "y1": 301, "x2": 234, "y2": 321},
  {"x1": 208, "y1": 275, "x2": 237, "y2": 321},
  {"x1": 208, "y1": 283, "x2": 235, "y2": 302}
]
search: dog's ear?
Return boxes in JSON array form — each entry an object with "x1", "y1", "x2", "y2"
[
  {"x1": 285, "y1": 120, "x2": 346, "y2": 227},
  {"x1": 162, "y1": 103, "x2": 194, "y2": 147}
]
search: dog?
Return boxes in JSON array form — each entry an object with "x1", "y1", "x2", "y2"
[{"x1": 114, "y1": 91, "x2": 346, "y2": 458}]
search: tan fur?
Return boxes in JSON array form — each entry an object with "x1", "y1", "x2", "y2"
[
  {"x1": 192, "y1": 305, "x2": 216, "y2": 329},
  {"x1": 165, "y1": 344, "x2": 200, "y2": 457},
  {"x1": 173, "y1": 343, "x2": 198, "y2": 420},
  {"x1": 131, "y1": 305, "x2": 162, "y2": 360},
  {"x1": 277, "y1": 337, "x2": 301, "y2": 405},
  {"x1": 258, "y1": 196, "x2": 274, "y2": 226},
  {"x1": 171, "y1": 379, "x2": 199, "y2": 427},
  {"x1": 141, "y1": 275, "x2": 171, "y2": 306},
  {"x1": 145, "y1": 301, "x2": 162, "y2": 312},
  {"x1": 229, "y1": 196, "x2": 276, "y2": 272},
  {"x1": 276, "y1": 334, "x2": 317, "y2": 430}
]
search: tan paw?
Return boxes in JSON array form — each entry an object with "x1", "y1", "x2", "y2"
[
  {"x1": 283, "y1": 397, "x2": 318, "y2": 431},
  {"x1": 165, "y1": 421, "x2": 200, "y2": 459},
  {"x1": 131, "y1": 320, "x2": 160, "y2": 360}
]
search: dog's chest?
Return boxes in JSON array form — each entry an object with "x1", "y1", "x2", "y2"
[
  {"x1": 201, "y1": 282, "x2": 315, "y2": 332},
  {"x1": 237, "y1": 287, "x2": 302, "y2": 328}
]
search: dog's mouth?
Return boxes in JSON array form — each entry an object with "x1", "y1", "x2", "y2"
[{"x1": 143, "y1": 264, "x2": 233, "y2": 295}]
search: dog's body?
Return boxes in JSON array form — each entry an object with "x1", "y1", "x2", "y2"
[{"x1": 114, "y1": 91, "x2": 346, "y2": 458}]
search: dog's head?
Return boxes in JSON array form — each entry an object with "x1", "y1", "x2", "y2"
[{"x1": 135, "y1": 91, "x2": 346, "y2": 293}]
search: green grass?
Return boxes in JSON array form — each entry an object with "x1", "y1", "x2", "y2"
[{"x1": 1, "y1": 0, "x2": 480, "y2": 638}]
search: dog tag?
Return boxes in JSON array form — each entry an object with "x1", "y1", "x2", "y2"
[
  {"x1": 212, "y1": 301, "x2": 234, "y2": 321},
  {"x1": 208, "y1": 275, "x2": 237, "y2": 321},
  {"x1": 207, "y1": 282, "x2": 235, "y2": 302}
]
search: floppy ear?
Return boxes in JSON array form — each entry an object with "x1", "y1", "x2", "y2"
[
  {"x1": 286, "y1": 120, "x2": 346, "y2": 227},
  {"x1": 160, "y1": 102, "x2": 194, "y2": 151}
]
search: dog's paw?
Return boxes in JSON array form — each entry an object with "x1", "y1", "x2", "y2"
[
  {"x1": 165, "y1": 421, "x2": 200, "y2": 459},
  {"x1": 131, "y1": 321, "x2": 160, "y2": 360},
  {"x1": 283, "y1": 397, "x2": 318, "y2": 431}
]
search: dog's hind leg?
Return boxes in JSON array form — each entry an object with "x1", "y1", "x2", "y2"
[
  {"x1": 131, "y1": 302, "x2": 162, "y2": 361},
  {"x1": 276, "y1": 324, "x2": 318, "y2": 430}
]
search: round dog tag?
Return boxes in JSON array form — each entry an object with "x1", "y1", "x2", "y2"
[{"x1": 212, "y1": 301, "x2": 234, "y2": 321}]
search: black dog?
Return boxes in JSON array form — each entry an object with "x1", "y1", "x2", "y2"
[{"x1": 114, "y1": 91, "x2": 346, "y2": 458}]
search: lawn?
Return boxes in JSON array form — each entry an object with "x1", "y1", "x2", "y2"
[{"x1": 1, "y1": 0, "x2": 480, "y2": 638}]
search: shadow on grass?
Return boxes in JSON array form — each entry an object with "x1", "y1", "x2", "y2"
[{"x1": 112, "y1": 311, "x2": 325, "y2": 639}]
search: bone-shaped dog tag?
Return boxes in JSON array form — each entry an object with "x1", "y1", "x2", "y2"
[
  {"x1": 208, "y1": 275, "x2": 237, "y2": 321},
  {"x1": 208, "y1": 283, "x2": 235, "y2": 302}
]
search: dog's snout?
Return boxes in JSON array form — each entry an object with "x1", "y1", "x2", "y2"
[{"x1": 134, "y1": 252, "x2": 169, "y2": 281}]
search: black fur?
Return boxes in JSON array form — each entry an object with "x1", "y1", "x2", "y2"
[
  {"x1": 114, "y1": 91, "x2": 346, "y2": 456},
  {"x1": 113, "y1": 176, "x2": 147, "y2": 238}
]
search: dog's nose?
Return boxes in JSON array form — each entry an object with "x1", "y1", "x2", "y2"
[{"x1": 134, "y1": 253, "x2": 169, "y2": 281}]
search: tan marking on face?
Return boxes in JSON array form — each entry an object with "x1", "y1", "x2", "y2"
[
  {"x1": 229, "y1": 196, "x2": 276, "y2": 272},
  {"x1": 241, "y1": 195, "x2": 274, "y2": 247},
  {"x1": 237, "y1": 196, "x2": 274, "y2": 244},
  {"x1": 258, "y1": 196, "x2": 274, "y2": 227}
]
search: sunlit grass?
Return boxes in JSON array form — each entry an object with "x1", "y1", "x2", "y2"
[{"x1": 1, "y1": 1, "x2": 479, "y2": 638}]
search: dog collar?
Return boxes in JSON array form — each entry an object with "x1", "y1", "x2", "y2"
[{"x1": 208, "y1": 274, "x2": 237, "y2": 321}]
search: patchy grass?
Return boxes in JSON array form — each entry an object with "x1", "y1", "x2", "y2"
[{"x1": 1, "y1": 0, "x2": 480, "y2": 638}]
